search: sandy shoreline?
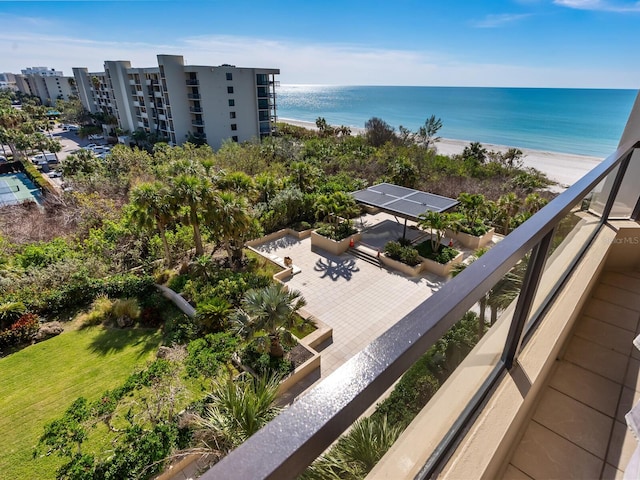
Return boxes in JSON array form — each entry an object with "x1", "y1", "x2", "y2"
[{"x1": 279, "y1": 117, "x2": 605, "y2": 191}]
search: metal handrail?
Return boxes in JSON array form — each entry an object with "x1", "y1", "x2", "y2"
[{"x1": 204, "y1": 141, "x2": 639, "y2": 480}]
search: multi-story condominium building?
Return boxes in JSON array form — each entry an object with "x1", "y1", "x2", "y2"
[
  {"x1": 13, "y1": 66, "x2": 77, "y2": 106},
  {"x1": 0, "y1": 73, "x2": 17, "y2": 91},
  {"x1": 21, "y1": 66, "x2": 63, "y2": 77},
  {"x1": 73, "y1": 54, "x2": 279, "y2": 149}
]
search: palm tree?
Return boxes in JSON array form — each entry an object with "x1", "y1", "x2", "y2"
[
  {"x1": 418, "y1": 211, "x2": 453, "y2": 252},
  {"x1": 416, "y1": 114, "x2": 443, "y2": 150},
  {"x1": 524, "y1": 192, "x2": 548, "y2": 214},
  {"x1": 314, "y1": 191, "x2": 358, "y2": 238},
  {"x1": 457, "y1": 193, "x2": 487, "y2": 231},
  {"x1": 210, "y1": 191, "x2": 254, "y2": 269},
  {"x1": 462, "y1": 141, "x2": 488, "y2": 164},
  {"x1": 170, "y1": 174, "x2": 212, "y2": 256},
  {"x1": 302, "y1": 415, "x2": 402, "y2": 479},
  {"x1": 193, "y1": 373, "x2": 281, "y2": 455},
  {"x1": 196, "y1": 297, "x2": 233, "y2": 333},
  {"x1": 496, "y1": 192, "x2": 522, "y2": 235},
  {"x1": 129, "y1": 182, "x2": 174, "y2": 264},
  {"x1": 233, "y1": 285, "x2": 307, "y2": 358}
]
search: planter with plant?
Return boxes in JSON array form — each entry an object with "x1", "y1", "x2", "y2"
[
  {"x1": 417, "y1": 211, "x2": 463, "y2": 276},
  {"x1": 380, "y1": 240, "x2": 424, "y2": 276}
]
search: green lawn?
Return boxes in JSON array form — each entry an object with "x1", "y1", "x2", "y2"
[{"x1": 0, "y1": 326, "x2": 162, "y2": 480}]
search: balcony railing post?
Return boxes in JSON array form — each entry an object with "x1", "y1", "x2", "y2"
[
  {"x1": 601, "y1": 149, "x2": 634, "y2": 220},
  {"x1": 501, "y1": 229, "x2": 555, "y2": 369}
]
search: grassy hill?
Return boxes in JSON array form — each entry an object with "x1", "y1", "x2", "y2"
[{"x1": 0, "y1": 326, "x2": 162, "y2": 479}]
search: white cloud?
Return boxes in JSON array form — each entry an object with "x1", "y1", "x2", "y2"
[
  {"x1": 471, "y1": 13, "x2": 532, "y2": 28},
  {"x1": 0, "y1": 29, "x2": 637, "y2": 88},
  {"x1": 553, "y1": 0, "x2": 640, "y2": 12}
]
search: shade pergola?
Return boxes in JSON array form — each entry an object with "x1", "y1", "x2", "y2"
[{"x1": 351, "y1": 182, "x2": 459, "y2": 239}]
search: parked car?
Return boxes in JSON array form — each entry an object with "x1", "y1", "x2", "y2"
[
  {"x1": 84, "y1": 143, "x2": 98, "y2": 150},
  {"x1": 31, "y1": 152, "x2": 58, "y2": 163},
  {"x1": 88, "y1": 134, "x2": 104, "y2": 140},
  {"x1": 0, "y1": 155, "x2": 7, "y2": 162},
  {"x1": 47, "y1": 170, "x2": 63, "y2": 178}
]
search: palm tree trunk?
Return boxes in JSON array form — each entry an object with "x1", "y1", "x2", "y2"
[
  {"x1": 269, "y1": 334, "x2": 285, "y2": 358},
  {"x1": 490, "y1": 305, "x2": 498, "y2": 326},
  {"x1": 190, "y1": 208, "x2": 204, "y2": 256}
]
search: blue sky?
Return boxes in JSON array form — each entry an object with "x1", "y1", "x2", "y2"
[{"x1": 1, "y1": 0, "x2": 639, "y2": 88}]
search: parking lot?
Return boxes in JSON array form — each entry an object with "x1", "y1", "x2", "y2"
[{"x1": 0, "y1": 124, "x2": 112, "y2": 189}]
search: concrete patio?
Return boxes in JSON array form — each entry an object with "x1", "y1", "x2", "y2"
[{"x1": 252, "y1": 212, "x2": 451, "y2": 382}]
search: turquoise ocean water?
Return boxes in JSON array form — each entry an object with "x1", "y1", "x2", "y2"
[{"x1": 276, "y1": 85, "x2": 637, "y2": 158}]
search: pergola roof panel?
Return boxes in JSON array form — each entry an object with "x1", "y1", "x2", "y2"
[{"x1": 351, "y1": 182, "x2": 458, "y2": 220}]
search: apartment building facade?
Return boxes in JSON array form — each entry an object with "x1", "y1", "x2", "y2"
[
  {"x1": 13, "y1": 66, "x2": 77, "y2": 106},
  {"x1": 73, "y1": 54, "x2": 279, "y2": 149},
  {"x1": 0, "y1": 73, "x2": 17, "y2": 91}
]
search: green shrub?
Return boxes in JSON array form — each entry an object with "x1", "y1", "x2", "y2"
[
  {"x1": 400, "y1": 247, "x2": 420, "y2": 266},
  {"x1": 196, "y1": 297, "x2": 232, "y2": 333},
  {"x1": 15, "y1": 238, "x2": 74, "y2": 269},
  {"x1": 185, "y1": 332, "x2": 238, "y2": 378},
  {"x1": 384, "y1": 241, "x2": 421, "y2": 266},
  {"x1": 383, "y1": 241, "x2": 403, "y2": 260},
  {"x1": 0, "y1": 301, "x2": 26, "y2": 330},
  {"x1": 415, "y1": 241, "x2": 459, "y2": 264},
  {"x1": 0, "y1": 313, "x2": 40, "y2": 349},
  {"x1": 154, "y1": 269, "x2": 173, "y2": 285},
  {"x1": 80, "y1": 295, "x2": 113, "y2": 327},
  {"x1": 167, "y1": 274, "x2": 189, "y2": 293},
  {"x1": 111, "y1": 298, "x2": 141, "y2": 321},
  {"x1": 163, "y1": 314, "x2": 198, "y2": 345},
  {"x1": 241, "y1": 343, "x2": 294, "y2": 377}
]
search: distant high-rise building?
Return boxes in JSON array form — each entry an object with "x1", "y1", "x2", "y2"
[
  {"x1": 13, "y1": 66, "x2": 76, "y2": 106},
  {"x1": 0, "y1": 73, "x2": 17, "y2": 91},
  {"x1": 73, "y1": 54, "x2": 280, "y2": 149},
  {"x1": 20, "y1": 66, "x2": 63, "y2": 77}
]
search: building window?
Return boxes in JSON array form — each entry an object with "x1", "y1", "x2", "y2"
[
  {"x1": 230, "y1": 111, "x2": 236, "y2": 119},
  {"x1": 231, "y1": 124, "x2": 237, "y2": 131},
  {"x1": 228, "y1": 99, "x2": 235, "y2": 107},
  {"x1": 227, "y1": 86, "x2": 234, "y2": 94},
  {"x1": 226, "y1": 72, "x2": 233, "y2": 81},
  {"x1": 232, "y1": 135, "x2": 238, "y2": 142}
]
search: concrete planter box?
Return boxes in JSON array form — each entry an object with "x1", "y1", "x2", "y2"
[
  {"x1": 245, "y1": 227, "x2": 313, "y2": 248},
  {"x1": 446, "y1": 228, "x2": 495, "y2": 250},
  {"x1": 421, "y1": 251, "x2": 464, "y2": 277},
  {"x1": 277, "y1": 344, "x2": 321, "y2": 396},
  {"x1": 310, "y1": 230, "x2": 362, "y2": 255},
  {"x1": 380, "y1": 254, "x2": 423, "y2": 277}
]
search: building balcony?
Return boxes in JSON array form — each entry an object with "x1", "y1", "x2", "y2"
[
  {"x1": 201, "y1": 93, "x2": 640, "y2": 479},
  {"x1": 186, "y1": 79, "x2": 199, "y2": 86},
  {"x1": 187, "y1": 93, "x2": 200, "y2": 100},
  {"x1": 189, "y1": 106, "x2": 203, "y2": 113},
  {"x1": 132, "y1": 101, "x2": 140, "y2": 107},
  {"x1": 191, "y1": 120, "x2": 205, "y2": 126},
  {"x1": 154, "y1": 91, "x2": 162, "y2": 98}
]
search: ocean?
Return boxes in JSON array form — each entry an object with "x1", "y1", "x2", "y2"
[{"x1": 276, "y1": 85, "x2": 637, "y2": 158}]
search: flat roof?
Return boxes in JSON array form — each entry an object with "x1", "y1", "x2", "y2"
[{"x1": 351, "y1": 182, "x2": 458, "y2": 220}]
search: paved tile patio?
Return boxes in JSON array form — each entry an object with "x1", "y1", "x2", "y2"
[{"x1": 253, "y1": 213, "x2": 449, "y2": 380}]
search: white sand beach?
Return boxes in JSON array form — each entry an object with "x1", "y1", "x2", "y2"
[{"x1": 279, "y1": 117, "x2": 605, "y2": 191}]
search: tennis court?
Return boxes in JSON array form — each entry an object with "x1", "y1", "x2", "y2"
[{"x1": 0, "y1": 172, "x2": 42, "y2": 207}]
